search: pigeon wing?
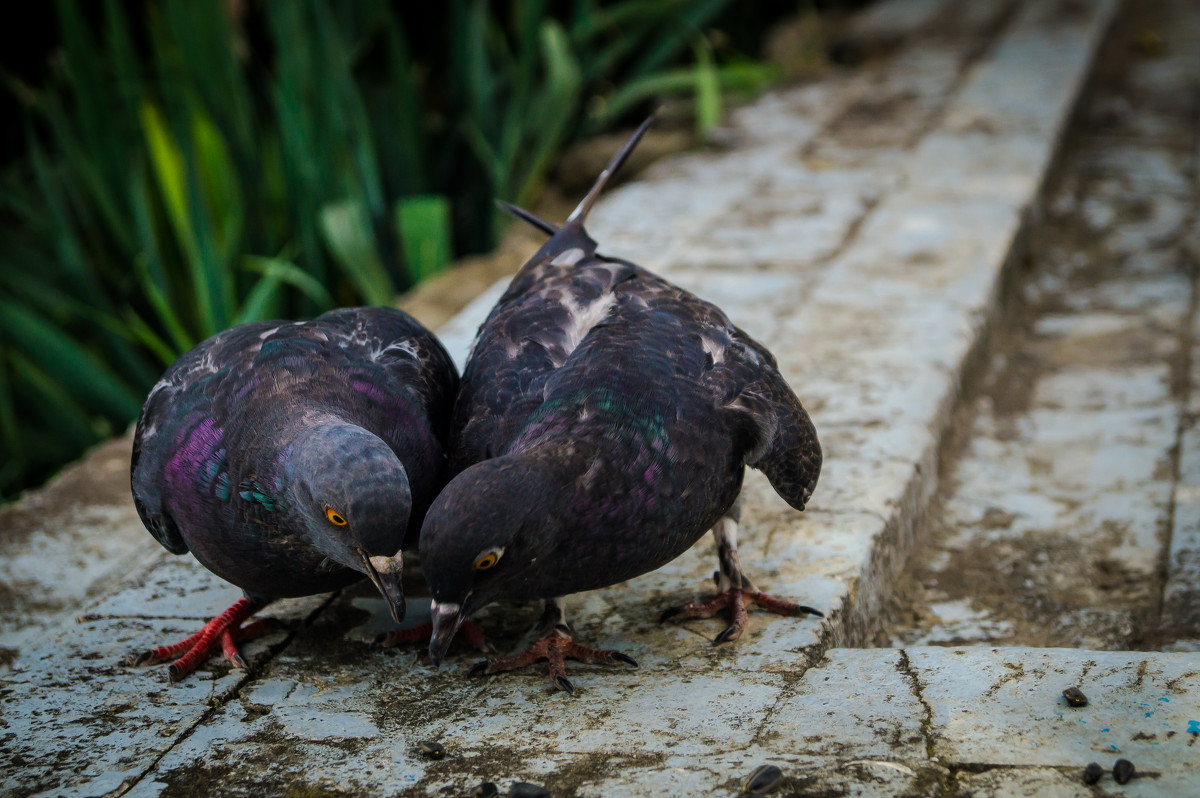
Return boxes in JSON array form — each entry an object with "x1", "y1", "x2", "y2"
[
  {"x1": 719, "y1": 333, "x2": 821, "y2": 511},
  {"x1": 131, "y1": 322, "x2": 283, "y2": 554}
]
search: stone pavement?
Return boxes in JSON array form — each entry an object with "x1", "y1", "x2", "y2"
[
  {"x1": 890, "y1": 0, "x2": 1200, "y2": 654},
  {"x1": 3, "y1": 0, "x2": 1198, "y2": 796}
]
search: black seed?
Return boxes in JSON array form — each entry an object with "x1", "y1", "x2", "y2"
[
  {"x1": 1082, "y1": 762, "x2": 1103, "y2": 784},
  {"x1": 742, "y1": 764, "x2": 784, "y2": 794},
  {"x1": 509, "y1": 782, "x2": 550, "y2": 798},
  {"x1": 1113, "y1": 759, "x2": 1135, "y2": 784},
  {"x1": 471, "y1": 783, "x2": 499, "y2": 798},
  {"x1": 418, "y1": 740, "x2": 445, "y2": 759},
  {"x1": 1062, "y1": 687, "x2": 1088, "y2": 707}
]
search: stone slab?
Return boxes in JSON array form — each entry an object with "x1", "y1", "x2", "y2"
[
  {"x1": 908, "y1": 647, "x2": 1200, "y2": 770},
  {"x1": 0, "y1": 436, "x2": 145, "y2": 659}
]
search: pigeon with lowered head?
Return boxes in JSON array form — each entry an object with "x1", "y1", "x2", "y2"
[
  {"x1": 129, "y1": 307, "x2": 457, "y2": 680},
  {"x1": 420, "y1": 118, "x2": 822, "y2": 693}
]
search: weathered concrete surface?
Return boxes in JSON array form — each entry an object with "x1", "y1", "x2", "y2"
[
  {"x1": 107, "y1": 647, "x2": 1200, "y2": 796},
  {"x1": 8, "y1": 0, "x2": 1187, "y2": 796},
  {"x1": 0, "y1": 435, "x2": 142, "y2": 664},
  {"x1": 909, "y1": 647, "x2": 1199, "y2": 770},
  {"x1": 889, "y1": 0, "x2": 1200, "y2": 654}
]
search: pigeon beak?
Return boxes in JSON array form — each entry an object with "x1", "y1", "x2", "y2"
[
  {"x1": 428, "y1": 599, "x2": 465, "y2": 667},
  {"x1": 359, "y1": 549, "x2": 405, "y2": 624}
]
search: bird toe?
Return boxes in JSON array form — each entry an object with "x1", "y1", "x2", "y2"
[
  {"x1": 126, "y1": 650, "x2": 155, "y2": 667},
  {"x1": 713, "y1": 623, "x2": 743, "y2": 645}
]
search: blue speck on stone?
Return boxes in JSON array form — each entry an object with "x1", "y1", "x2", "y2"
[
  {"x1": 1101, "y1": 728, "x2": 1110, "y2": 733},
  {"x1": 1159, "y1": 696, "x2": 1170, "y2": 703},
  {"x1": 1188, "y1": 720, "x2": 1200, "y2": 734}
]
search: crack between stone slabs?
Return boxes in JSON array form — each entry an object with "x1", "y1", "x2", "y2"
[
  {"x1": 896, "y1": 649, "x2": 938, "y2": 762},
  {"x1": 747, "y1": 650, "x2": 824, "y2": 750},
  {"x1": 110, "y1": 590, "x2": 341, "y2": 797}
]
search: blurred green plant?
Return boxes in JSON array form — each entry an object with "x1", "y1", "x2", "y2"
[{"x1": 0, "y1": 0, "x2": 777, "y2": 499}]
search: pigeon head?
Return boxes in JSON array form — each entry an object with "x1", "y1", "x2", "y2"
[
  {"x1": 284, "y1": 420, "x2": 411, "y2": 622},
  {"x1": 419, "y1": 453, "x2": 566, "y2": 664}
]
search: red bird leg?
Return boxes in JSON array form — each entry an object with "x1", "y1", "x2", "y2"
[
  {"x1": 377, "y1": 619, "x2": 491, "y2": 653},
  {"x1": 659, "y1": 513, "x2": 823, "y2": 644},
  {"x1": 220, "y1": 629, "x2": 245, "y2": 669},
  {"x1": 126, "y1": 595, "x2": 275, "y2": 681},
  {"x1": 468, "y1": 600, "x2": 636, "y2": 695}
]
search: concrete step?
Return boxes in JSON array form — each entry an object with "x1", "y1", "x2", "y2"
[{"x1": 891, "y1": 0, "x2": 1200, "y2": 653}]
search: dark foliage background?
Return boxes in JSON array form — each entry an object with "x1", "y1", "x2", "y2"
[{"x1": 0, "y1": 0, "x2": 854, "y2": 500}]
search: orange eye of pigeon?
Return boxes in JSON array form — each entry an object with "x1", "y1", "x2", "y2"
[
  {"x1": 474, "y1": 550, "x2": 501, "y2": 571},
  {"x1": 325, "y1": 507, "x2": 348, "y2": 526}
]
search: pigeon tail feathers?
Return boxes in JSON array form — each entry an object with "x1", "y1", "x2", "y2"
[
  {"x1": 565, "y1": 114, "x2": 656, "y2": 230},
  {"x1": 496, "y1": 200, "x2": 558, "y2": 238},
  {"x1": 496, "y1": 114, "x2": 657, "y2": 245}
]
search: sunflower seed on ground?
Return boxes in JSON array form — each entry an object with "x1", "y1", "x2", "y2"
[
  {"x1": 1062, "y1": 687, "x2": 1088, "y2": 707},
  {"x1": 742, "y1": 764, "x2": 784, "y2": 794},
  {"x1": 1082, "y1": 763, "x2": 1103, "y2": 784},
  {"x1": 471, "y1": 783, "x2": 499, "y2": 798},
  {"x1": 1113, "y1": 759, "x2": 1135, "y2": 784},
  {"x1": 418, "y1": 740, "x2": 446, "y2": 759},
  {"x1": 509, "y1": 782, "x2": 550, "y2": 798}
]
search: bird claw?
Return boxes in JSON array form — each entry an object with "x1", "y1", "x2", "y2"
[
  {"x1": 461, "y1": 627, "x2": 633, "y2": 694},
  {"x1": 713, "y1": 624, "x2": 741, "y2": 646},
  {"x1": 126, "y1": 649, "x2": 156, "y2": 668},
  {"x1": 661, "y1": 587, "x2": 823, "y2": 645},
  {"x1": 127, "y1": 597, "x2": 272, "y2": 682}
]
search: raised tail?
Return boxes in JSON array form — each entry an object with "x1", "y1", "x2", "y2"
[
  {"x1": 565, "y1": 114, "x2": 655, "y2": 229},
  {"x1": 496, "y1": 200, "x2": 558, "y2": 237},
  {"x1": 496, "y1": 114, "x2": 656, "y2": 240}
]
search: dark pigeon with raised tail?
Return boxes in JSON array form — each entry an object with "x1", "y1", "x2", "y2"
[
  {"x1": 129, "y1": 307, "x2": 457, "y2": 681},
  {"x1": 420, "y1": 118, "x2": 822, "y2": 694}
]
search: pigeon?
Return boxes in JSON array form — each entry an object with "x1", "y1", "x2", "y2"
[
  {"x1": 419, "y1": 117, "x2": 823, "y2": 693},
  {"x1": 128, "y1": 307, "x2": 458, "y2": 681}
]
